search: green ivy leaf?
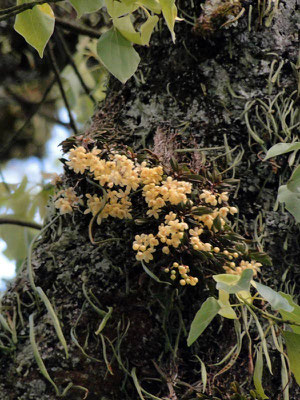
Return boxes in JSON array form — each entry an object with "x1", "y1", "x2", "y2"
[
  {"x1": 264, "y1": 142, "x2": 300, "y2": 160},
  {"x1": 213, "y1": 269, "x2": 253, "y2": 294},
  {"x1": 252, "y1": 282, "x2": 294, "y2": 312},
  {"x1": 14, "y1": 1, "x2": 55, "y2": 58},
  {"x1": 287, "y1": 165, "x2": 300, "y2": 194},
  {"x1": 97, "y1": 28, "x2": 140, "y2": 83},
  {"x1": 187, "y1": 297, "x2": 220, "y2": 346},
  {"x1": 278, "y1": 185, "x2": 300, "y2": 223},
  {"x1": 69, "y1": 0, "x2": 104, "y2": 17},
  {"x1": 283, "y1": 331, "x2": 300, "y2": 385}
]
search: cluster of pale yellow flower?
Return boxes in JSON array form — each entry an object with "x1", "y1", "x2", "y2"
[
  {"x1": 53, "y1": 145, "x2": 262, "y2": 285},
  {"x1": 54, "y1": 187, "x2": 82, "y2": 215}
]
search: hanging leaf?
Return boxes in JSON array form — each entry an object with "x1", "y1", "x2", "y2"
[
  {"x1": 213, "y1": 269, "x2": 253, "y2": 294},
  {"x1": 279, "y1": 293, "x2": 300, "y2": 334},
  {"x1": 97, "y1": 28, "x2": 140, "y2": 83},
  {"x1": 187, "y1": 297, "x2": 220, "y2": 346},
  {"x1": 287, "y1": 165, "x2": 300, "y2": 194},
  {"x1": 14, "y1": 1, "x2": 55, "y2": 58},
  {"x1": 69, "y1": 0, "x2": 104, "y2": 18},
  {"x1": 252, "y1": 282, "x2": 294, "y2": 312},
  {"x1": 283, "y1": 331, "x2": 300, "y2": 385},
  {"x1": 159, "y1": 0, "x2": 177, "y2": 42},
  {"x1": 264, "y1": 142, "x2": 300, "y2": 160},
  {"x1": 278, "y1": 185, "x2": 300, "y2": 223},
  {"x1": 253, "y1": 346, "x2": 269, "y2": 399}
]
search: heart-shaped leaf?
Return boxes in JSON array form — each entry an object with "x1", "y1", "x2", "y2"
[
  {"x1": 97, "y1": 28, "x2": 140, "y2": 83},
  {"x1": 14, "y1": 1, "x2": 55, "y2": 57}
]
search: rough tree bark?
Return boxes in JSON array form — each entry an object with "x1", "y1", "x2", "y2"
[{"x1": 0, "y1": 1, "x2": 299, "y2": 399}]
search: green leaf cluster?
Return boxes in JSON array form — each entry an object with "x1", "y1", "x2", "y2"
[
  {"x1": 187, "y1": 270, "x2": 300, "y2": 392},
  {"x1": 13, "y1": 0, "x2": 179, "y2": 83}
]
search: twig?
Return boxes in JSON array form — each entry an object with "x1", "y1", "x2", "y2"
[
  {"x1": 47, "y1": 42, "x2": 78, "y2": 135},
  {"x1": 0, "y1": 218, "x2": 42, "y2": 230},
  {"x1": 0, "y1": 0, "x2": 63, "y2": 21},
  {"x1": 56, "y1": 29, "x2": 96, "y2": 104},
  {"x1": 0, "y1": 77, "x2": 56, "y2": 160},
  {"x1": 243, "y1": 299, "x2": 300, "y2": 327},
  {"x1": 37, "y1": 111, "x2": 71, "y2": 127},
  {"x1": 55, "y1": 17, "x2": 101, "y2": 39}
]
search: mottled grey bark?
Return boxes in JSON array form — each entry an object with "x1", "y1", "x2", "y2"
[{"x1": 1, "y1": 1, "x2": 299, "y2": 399}]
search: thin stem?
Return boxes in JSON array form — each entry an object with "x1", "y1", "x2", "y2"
[
  {"x1": 47, "y1": 42, "x2": 78, "y2": 135},
  {"x1": 0, "y1": 0, "x2": 63, "y2": 21},
  {"x1": 55, "y1": 17, "x2": 101, "y2": 39},
  {"x1": 243, "y1": 299, "x2": 300, "y2": 327},
  {"x1": 0, "y1": 218, "x2": 42, "y2": 230},
  {"x1": 55, "y1": 29, "x2": 96, "y2": 104}
]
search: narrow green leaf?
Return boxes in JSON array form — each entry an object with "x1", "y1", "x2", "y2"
[
  {"x1": 97, "y1": 28, "x2": 140, "y2": 83},
  {"x1": 194, "y1": 356, "x2": 207, "y2": 393},
  {"x1": 131, "y1": 367, "x2": 146, "y2": 400},
  {"x1": 141, "y1": 261, "x2": 171, "y2": 285},
  {"x1": 253, "y1": 345, "x2": 269, "y2": 399},
  {"x1": 36, "y1": 287, "x2": 69, "y2": 359},
  {"x1": 29, "y1": 313, "x2": 60, "y2": 396},
  {"x1": 264, "y1": 142, "x2": 300, "y2": 160},
  {"x1": 283, "y1": 331, "x2": 300, "y2": 385},
  {"x1": 213, "y1": 269, "x2": 253, "y2": 294},
  {"x1": 69, "y1": 0, "x2": 104, "y2": 18},
  {"x1": 280, "y1": 350, "x2": 289, "y2": 400},
  {"x1": 191, "y1": 206, "x2": 213, "y2": 216},
  {"x1": 287, "y1": 165, "x2": 300, "y2": 193},
  {"x1": 187, "y1": 297, "x2": 220, "y2": 346},
  {"x1": 278, "y1": 185, "x2": 300, "y2": 223},
  {"x1": 14, "y1": 1, "x2": 55, "y2": 58},
  {"x1": 95, "y1": 307, "x2": 113, "y2": 335},
  {"x1": 252, "y1": 282, "x2": 294, "y2": 312},
  {"x1": 252, "y1": 311, "x2": 273, "y2": 374}
]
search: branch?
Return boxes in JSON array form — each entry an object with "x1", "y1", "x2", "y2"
[
  {"x1": 0, "y1": 77, "x2": 56, "y2": 160},
  {"x1": 47, "y1": 41, "x2": 78, "y2": 135},
  {"x1": 0, "y1": 218, "x2": 42, "y2": 230},
  {"x1": 0, "y1": 0, "x2": 63, "y2": 21},
  {"x1": 55, "y1": 17, "x2": 101, "y2": 39},
  {"x1": 56, "y1": 29, "x2": 96, "y2": 104}
]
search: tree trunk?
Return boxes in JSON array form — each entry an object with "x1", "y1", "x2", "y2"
[{"x1": 1, "y1": 1, "x2": 299, "y2": 399}]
